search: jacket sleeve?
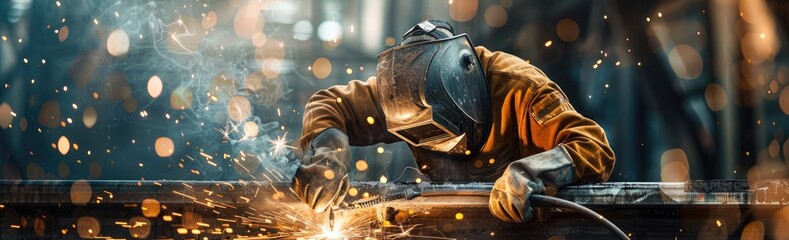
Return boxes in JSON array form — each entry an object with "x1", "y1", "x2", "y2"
[
  {"x1": 522, "y1": 80, "x2": 616, "y2": 183},
  {"x1": 300, "y1": 77, "x2": 400, "y2": 150},
  {"x1": 474, "y1": 46, "x2": 615, "y2": 183}
]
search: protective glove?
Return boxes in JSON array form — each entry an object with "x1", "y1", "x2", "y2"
[
  {"x1": 489, "y1": 144, "x2": 575, "y2": 222},
  {"x1": 292, "y1": 128, "x2": 350, "y2": 212}
]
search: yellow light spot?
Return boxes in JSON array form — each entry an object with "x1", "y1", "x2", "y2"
[
  {"x1": 489, "y1": 158, "x2": 495, "y2": 164},
  {"x1": 385, "y1": 37, "x2": 396, "y2": 46},
  {"x1": 415, "y1": 178, "x2": 422, "y2": 183},
  {"x1": 346, "y1": 68, "x2": 352, "y2": 74},
  {"x1": 177, "y1": 228, "x2": 188, "y2": 234},
  {"x1": 57, "y1": 136, "x2": 70, "y2": 155},
  {"x1": 323, "y1": 169, "x2": 335, "y2": 180},
  {"x1": 348, "y1": 188, "x2": 358, "y2": 197},
  {"x1": 380, "y1": 175, "x2": 388, "y2": 183},
  {"x1": 336, "y1": 97, "x2": 342, "y2": 103},
  {"x1": 544, "y1": 40, "x2": 553, "y2": 47},
  {"x1": 366, "y1": 116, "x2": 375, "y2": 125},
  {"x1": 162, "y1": 215, "x2": 172, "y2": 222},
  {"x1": 455, "y1": 213, "x2": 464, "y2": 220},
  {"x1": 464, "y1": 150, "x2": 471, "y2": 155},
  {"x1": 362, "y1": 192, "x2": 369, "y2": 198},
  {"x1": 716, "y1": 220, "x2": 722, "y2": 227},
  {"x1": 191, "y1": 229, "x2": 200, "y2": 234},
  {"x1": 658, "y1": 12, "x2": 663, "y2": 18},
  {"x1": 312, "y1": 57, "x2": 332, "y2": 79},
  {"x1": 141, "y1": 199, "x2": 161, "y2": 218},
  {"x1": 646, "y1": 17, "x2": 651, "y2": 22},
  {"x1": 154, "y1": 137, "x2": 175, "y2": 157},
  {"x1": 377, "y1": 147, "x2": 384, "y2": 154},
  {"x1": 355, "y1": 160, "x2": 368, "y2": 172}
]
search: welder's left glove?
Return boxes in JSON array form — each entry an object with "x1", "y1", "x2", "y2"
[
  {"x1": 292, "y1": 128, "x2": 350, "y2": 213},
  {"x1": 489, "y1": 144, "x2": 575, "y2": 222}
]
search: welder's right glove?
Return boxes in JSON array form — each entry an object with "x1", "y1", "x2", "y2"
[
  {"x1": 292, "y1": 128, "x2": 350, "y2": 213},
  {"x1": 489, "y1": 144, "x2": 575, "y2": 222}
]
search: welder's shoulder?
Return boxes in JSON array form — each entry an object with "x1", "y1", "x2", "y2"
[{"x1": 474, "y1": 46, "x2": 552, "y2": 89}]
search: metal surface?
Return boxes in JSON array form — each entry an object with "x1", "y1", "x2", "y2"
[{"x1": 0, "y1": 180, "x2": 787, "y2": 239}]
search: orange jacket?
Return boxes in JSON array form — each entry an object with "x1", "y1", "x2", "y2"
[{"x1": 301, "y1": 46, "x2": 615, "y2": 183}]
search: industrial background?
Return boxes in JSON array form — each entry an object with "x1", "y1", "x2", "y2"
[{"x1": 0, "y1": 0, "x2": 788, "y2": 185}]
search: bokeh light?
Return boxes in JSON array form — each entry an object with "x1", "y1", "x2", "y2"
[
  {"x1": 556, "y1": 18, "x2": 579, "y2": 42},
  {"x1": 243, "y1": 121, "x2": 259, "y2": 138},
  {"x1": 660, "y1": 148, "x2": 689, "y2": 182},
  {"x1": 227, "y1": 96, "x2": 253, "y2": 122},
  {"x1": 449, "y1": 0, "x2": 478, "y2": 22},
  {"x1": 484, "y1": 5, "x2": 507, "y2": 28},
  {"x1": 106, "y1": 29, "x2": 130, "y2": 57},
  {"x1": 668, "y1": 44, "x2": 703, "y2": 80},
  {"x1": 261, "y1": 57, "x2": 282, "y2": 79},
  {"x1": 704, "y1": 83, "x2": 728, "y2": 111},
  {"x1": 233, "y1": 5, "x2": 265, "y2": 39},
  {"x1": 57, "y1": 136, "x2": 70, "y2": 155},
  {"x1": 168, "y1": 16, "x2": 203, "y2": 53},
  {"x1": 355, "y1": 160, "x2": 368, "y2": 172},
  {"x1": 76, "y1": 216, "x2": 100, "y2": 238},
  {"x1": 780, "y1": 86, "x2": 789, "y2": 115},
  {"x1": 312, "y1": 57, "x2": 332, "y2": 79},
  {"x1": 154, "y1": 137, "x2": 175, "y2": 158},
  {"x1": 317, "y1": 20, "x2": 342, "y2": 42},
  {"x1": 141, "y1": 199, "x2": 161, "y2": 218},
  {"x1": 37, "y1": 100, "x2": 61, "y2": 128},
  {"x1": 128, "y1": 216, "x2": 151, "y2": 239},
  {"x1": 147, "y1": 75, "x2": 163, "y2": 98},
  {"x1": 169, "y1": 87, "x2": 194, "y2": 110},
  {"x1": 70, "y1": 180, "x2": 92, "y2": 205},
  {"x1": 202, "y1": 10, "x2": 218, "y2": 30},
  {"x1": 57, "y1": 26, "x2": 69, "y2": 42},
  {"x1": 0, "y1": 103, "x2": 12, "y2": 129},
  {"x1": 83, "y1": 106, "x2": 97, "y2": 128},
  {"x1": 293, "y1": 20, "x2": 314, "y2": 41}
]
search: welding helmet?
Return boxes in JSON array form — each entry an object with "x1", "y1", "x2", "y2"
[{"x1": 376, "y1": 20, "x2": 491, "y2": 155}]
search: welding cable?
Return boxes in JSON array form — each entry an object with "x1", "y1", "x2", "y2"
[
  {"x1": 528, "y1": 194, "x2": 630, "y2": 240},
  {"x1": 419, "y1": 189, "x2": 630, "y2": 240}
]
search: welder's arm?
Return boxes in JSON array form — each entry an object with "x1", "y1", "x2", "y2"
[
  {"x1": 299, "y1": 77, "x2": 400, "y2": 150},
  {"x1": 490, "y1": 80, "x2": 614, "y2": 222},
  {"x1": 294, "y1": 77, "x2": 399, "y2": 212},
  {"x1": 525, "y1": 81, "x2": 616, "y2": 183}
]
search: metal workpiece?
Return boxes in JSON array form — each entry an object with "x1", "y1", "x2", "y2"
[{"x1": 0, "y1": 180, "x2": 787, "y2": 239}]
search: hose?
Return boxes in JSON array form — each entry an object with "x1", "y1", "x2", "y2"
[{"x1": 529, "y1": 194, "x2": 630, "y2": 240}]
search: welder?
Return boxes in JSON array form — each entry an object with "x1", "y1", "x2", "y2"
[{"x1": 291, "y1": 19, "x2": 615, "y2": 223}]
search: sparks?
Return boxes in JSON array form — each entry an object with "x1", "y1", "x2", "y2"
[{"x1": 269, "y1": 132, "x2": 296, "y2": 157}]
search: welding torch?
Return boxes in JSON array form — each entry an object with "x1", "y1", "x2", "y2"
[{"x1": 336, "y1": 183, "x2": 630, "y2": 240}]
